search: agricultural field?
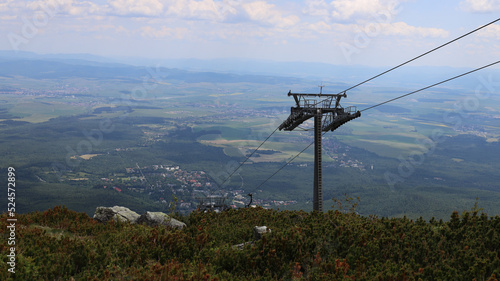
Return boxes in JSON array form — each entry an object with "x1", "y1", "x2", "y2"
[{"x1": 1, "y1": 57, "x2": 500, "y2": 220}]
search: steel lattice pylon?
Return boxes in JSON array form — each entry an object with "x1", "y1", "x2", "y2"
[{"x1": 278, "y1": 87, "x2": 361, "y2": 211}]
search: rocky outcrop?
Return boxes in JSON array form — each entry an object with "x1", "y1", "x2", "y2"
[
  {"x1": 233, "y1": 226, "x2": 272, "y2": 250},
  {"x1": 137, "y1": 211, "x2": 186, "y2": 229},
  {"x1": 253, "y1": 226, "x2": 271, "y2": 240},
  {"x1": 93, "y1": 206, "x2": 140, "y2": 223},
  {"x1": 93, "y1": 207, "x2": 186, "y2": 229}
]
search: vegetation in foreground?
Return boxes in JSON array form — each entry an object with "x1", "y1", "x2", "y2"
[{"x1": 1, "y1": 204, "x2": 500, "y2": 281}]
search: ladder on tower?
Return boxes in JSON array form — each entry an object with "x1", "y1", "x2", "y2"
[{"x1": 278, "y1": 88, "x2": 361, "y2": 211}]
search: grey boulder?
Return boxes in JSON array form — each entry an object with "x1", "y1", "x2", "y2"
[
  {"x1": 137, "y1": 211, "x2": 186, "y2": 229},
  {"x1": 253, "y1": 226, "x2": 271, "y2": 240},
  {"x1": 93, "y1": 206, "x2": 140, "y2": 223}
]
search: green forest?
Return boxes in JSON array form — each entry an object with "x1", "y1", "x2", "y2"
[
  {"x1": 1, "y1": 204, "x2": 499, "y2": 280},
  {"x1": 1, "y1": 56, "x2": 500, "y2": 280}
]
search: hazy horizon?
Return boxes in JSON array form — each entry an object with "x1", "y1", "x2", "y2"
[{"x1": 1, "y1": 0, "x2": 499, "y2": 69}]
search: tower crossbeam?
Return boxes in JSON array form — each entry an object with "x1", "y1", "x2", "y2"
[{"x1": 278, "y1": 88, "x2": 361, "y2": 211}]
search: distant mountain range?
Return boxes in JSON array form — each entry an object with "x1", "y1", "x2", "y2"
[
  {"x1": 0, "y1": 50, "x2": 496, "y2": 89},
  {"x1": 0, "y1": 51, "x2": 304, "y2": 85}
]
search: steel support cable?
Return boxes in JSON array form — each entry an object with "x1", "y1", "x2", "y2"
[
  {"x1": 248, "y1": 131, "x2": 328, "y2": 194},
  {"x1": 336, "y1": 17, "x2": 500, "y2": 95},
  {"x1": 246, "y1": 60, "x2": 500, "y2": 197},
  {"x1": 211, "y1": 16, "x2": 499, "y2": 200},
  {"x1": 210, "y1": 126, "x2": 280, "y2": 193},
  {"x1": 360, "y1": 60, "x2": 500, "y2": 112}
]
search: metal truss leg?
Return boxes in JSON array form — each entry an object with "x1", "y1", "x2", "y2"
[{"x1": 313, "y1": 109, "x2": 323, "y2": 212}]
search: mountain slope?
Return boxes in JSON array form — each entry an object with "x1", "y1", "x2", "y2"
[{"x1": 1, "y1": 206, "x2": 499, "y2": 280}]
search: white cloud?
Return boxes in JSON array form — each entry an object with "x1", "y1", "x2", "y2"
[
  {"x1": 0, "y1": 0, "x2": 14, "y2": 13},
  {"x1": 187, "y1": 0, "x2": 220, "y2": 19},
  {"x1": 0, "y1": 0, "x2": 489, "y2": 67},
  {"x1": 164, "y1": 0, "x2": 220, "y2": 21},
  {"x1": 0, "y1": 0, "x2": 31, "y2": 15},
  {"x1": 307, "y1": 21, "x2": 332, "y2": 33},
  {"x1": 24, "y1": 0, "x2": 164, "y2": 17},
  {"x1": 477, "y1": 23, "x2": 500, "y2": 38},
  {"x1": 304, "y1": 21, "x2": 449, "y2": 39},
  {"x1": 7, "y1": 0, "x2": 299, "y2": 28},
  {"x1": 302, "y1": 0, "x2": 330, "y2": 17},
  {"x1": 109, "y1": 0, "x2": 164, "y2": 16},
  {"x1": 25, "y1": 0, "x2": 105, "y2": 17},
  {"x1": 164, "y1": 0, "x2": 300, "y2": 28},
  {"x1": 303, "y1": 0, "x2": 404, "y2": 22},
  {"x1": 331, "y1": 0, "x2": 400, "y2": 21},
  {"x1": 0, "y1": 15, "x2": 17, "y2": 20},
  {"x1": 460, "y1": 0, "x2": 500, "y2": 13},
  {"x1": 241, "y1": 1, "x2": 299, "y2": 28},
  {"x1": 377, "y1": 22, "x2": 449, "y2": 38}
]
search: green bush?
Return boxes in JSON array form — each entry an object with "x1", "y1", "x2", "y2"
[{"x1": 0, "y1": 206, "x2": 499, "y2": 280}]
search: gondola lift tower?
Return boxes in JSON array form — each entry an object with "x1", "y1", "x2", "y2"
[{"x1": 278, "y1": 85, "x2": 361, "y2": 211}]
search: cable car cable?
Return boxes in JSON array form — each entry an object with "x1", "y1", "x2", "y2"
[
  {"x1": 209, "y1": 126, "x2": 280, "y2": 193},
  {"x1": 360, "y1": 60, "x2": 500, "y2": 112},
  {"x1": 247, "y1": 60, "x2": 500, "y2": 196},
  {"x1": 336, "y1": 17, "x2": 500, "y2": 95}
]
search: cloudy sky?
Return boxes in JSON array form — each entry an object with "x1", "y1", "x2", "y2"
[{"x1": 1, "y1": 0, "x2": 499, "y2": 67}]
